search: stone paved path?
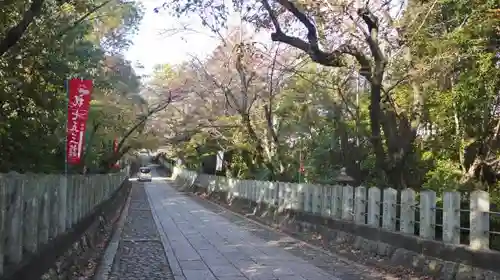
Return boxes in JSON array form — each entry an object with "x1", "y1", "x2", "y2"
[
  {"x1": 108, "y1": 185, "x2": 174, "y2": 280},
  {"x1": 185, "y1": 189, "x2": 395, "y2": 280},
  {"x1": 105, "y1": 166, "x2": 394, "y2": 280},
  {"x1": 146, "y1": 179, "x2": 344, "y2": 280}
]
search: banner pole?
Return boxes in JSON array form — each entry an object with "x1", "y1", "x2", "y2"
[
  {"x1": 65, "y1": 79, "x2": 69, "y2": 176},
  {"x1": 59, "y1": 79, "x2": 70, "y2": 232}
]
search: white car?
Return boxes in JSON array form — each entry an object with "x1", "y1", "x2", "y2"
[{"x1": 138, "y1": 167, "x2": 152, "y2": 182}]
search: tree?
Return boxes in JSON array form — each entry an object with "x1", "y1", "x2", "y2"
[
  {"x1": 159, "y1": 0, "x2": 500, "y2": 189},
  {"x1": 148, "y1": 0, "x2": 500, "y2": 196},
  {"x1": 401, "y1": 0, "x2": 500, "y2": 190},
  {"x1": 159, "y1": 0, "x2": 420, "y2": 187},
  {"x1": 149, "y1": 23, "x2": 351, "y2": 180},
  {"x1": 0, "y1": 0, "x2": 147, "y2": 173}
]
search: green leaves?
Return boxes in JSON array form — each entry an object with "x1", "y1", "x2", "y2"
[
  {"x1": 0, "y1": 0, "x2": 144, "y2": 173},
  {"x1": 152, "y1": 0, "x2": 499, "y2": 190}
]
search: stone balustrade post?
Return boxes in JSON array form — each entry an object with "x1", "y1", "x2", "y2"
[
  {"x1": 322, "y1": 186, "x2": 332, "y2": 218},
  {"x1": 278, "y1": 182, "x2": 286, "y2": 208},
  {"x1": 341, "y1": 185, "x2": 354, "y2": 221},
  {"x1": 400, "y1": 188, "x2": 416, "y2": 235},
  {"x1": 382, "y1": 188, "x2": 397, "y2": 231},
  {"x1": 287, "y1": 183, "x2": 293, "y2": 209},
  {"x1": 312, "y1": 185, "x2": 322, "y2": 215},
  {"x1": 368, "y1": 187, "x2": 381, "y2": 227},
  {"x1": 303, "y1": 185, "x2": 312, "y2": 213},
  {"x1": 470, "y1": 190, "x2": 489, "y2": 250},
  {"x1": 419, "y1": 190, "x2": 437, "y2": 239},
  {"x1": 295, "y1": 184, "x2": 305, "y2": 211},
  {"x1": 354, "y1": 186, "x2": 367, "y2": 224},
  {"x1": 290, "y1": 184, "x2": 300, "y2": 211},
  {"x1": 270, "y1": 182, "x2": 277, "y2": 206},
  {"x1": 443, "y1": 191, "x2": 461, "y2": 244},
  {"x1": 331, "y1": 185, "x2": 342, "y2": 219}
]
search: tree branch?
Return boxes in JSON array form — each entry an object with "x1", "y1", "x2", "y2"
[
  {"x1": 191, "y1": 57, "x2": 241, "y2": 113},
  {"x1": 235, "y1": 43, "x2": 250, "y2": 111},
  {"x1": 101, "y1": 93, "x2": 173, "y2": 167},
  {"x1": 261, "y1": 0, "x2": 372, "y2": 76},
  {"x1": 55, "y1": 0, "x2": 114, "y2": 39},
  {"x1": 265, "y1": 47, "x2": 280, "y2": 144},
  {"x1": 0, "y1": 0, "x2": 46, "y2": 57}
]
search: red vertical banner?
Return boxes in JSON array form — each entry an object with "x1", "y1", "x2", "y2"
[
  {"x1": 66, "y1": 79, "x2": 93, "y2": 165},
  {"x1": 112, "y1": 138, "x2": 120, "y2": 168}
]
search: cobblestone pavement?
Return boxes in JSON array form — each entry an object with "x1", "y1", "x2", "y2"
[
  {"x1": 108, "y1": 184, "x2": 174, "y2": 280},
  {"x1": 146, "y1": 172, "x2": 389, "y2": 280}
]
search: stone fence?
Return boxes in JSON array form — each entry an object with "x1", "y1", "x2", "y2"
[
  {"x1": 162, "y1": 163, "x2": 500, "y2": 277},
  {"x1": 0, "y1": 168, "x2": 129, "y2": 277},
  {"x1": 170, "y1": 167, "x2": 492, "y2": 249}
]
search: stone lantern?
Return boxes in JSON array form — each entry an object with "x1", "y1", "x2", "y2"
[{"x1": 336, "y1": 167, "x2": 354, "y2": 186}]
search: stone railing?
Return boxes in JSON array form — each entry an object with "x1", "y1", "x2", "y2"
[
  {"x1": 0, "y1": 168, "x2": 129, "y2": 276},
  {"x1": 168, "y1": 167, "x2": 498, "y2": 250}
]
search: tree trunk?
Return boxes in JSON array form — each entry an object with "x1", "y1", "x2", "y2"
[
  {"x1": 368, "y1": 82, "x2": 387, "y2": 180},
  {"x1": 241, "y1": 149, "x2": 257, "y2": 175},
  {"x1": 240, "y1": 113, "x2": 276, "y2": 179},
  {"x1": 0, "y1": 0, "x2": 45, "y2": 57}
]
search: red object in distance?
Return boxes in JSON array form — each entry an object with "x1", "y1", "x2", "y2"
[{"x1": 112, "y1": 138, "x2": 120, "y2": 168}]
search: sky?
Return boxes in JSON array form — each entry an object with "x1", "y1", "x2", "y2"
[
  {"x1": 125, "y1": 0, "x2": 220, "y2": 76},
  {"x1": 125, "y1": 0, "x2": 408, "y2": 77}
]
